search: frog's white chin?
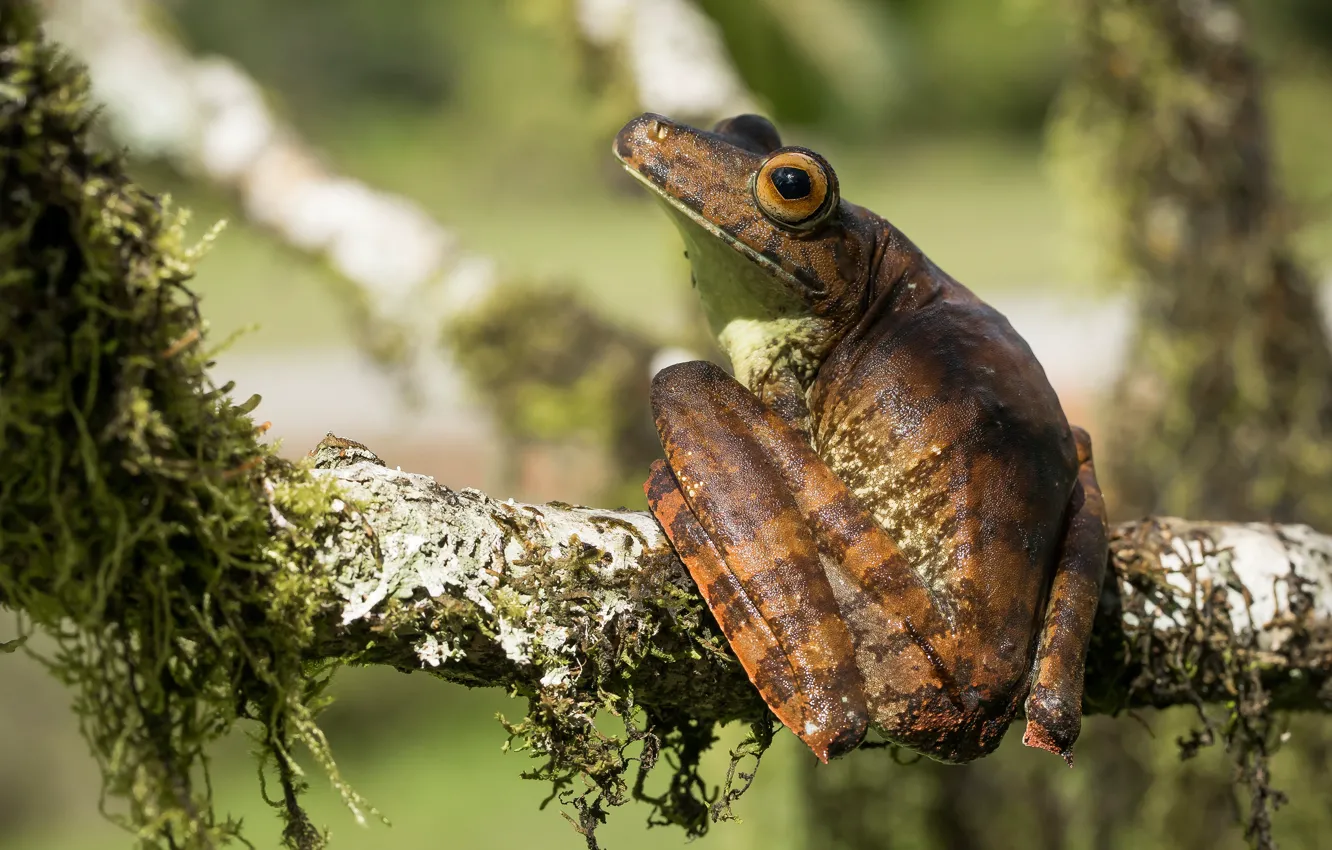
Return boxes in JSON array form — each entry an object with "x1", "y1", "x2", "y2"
[
  {"x1": 617, "y1": 161, "x2": 801, "y2": 292},
  {"x1": 667, "y1": 204, "x2": 831, "y2": 393},
  {"x1": 617, "y1": 161, "x2": 830, "y2": 392}
]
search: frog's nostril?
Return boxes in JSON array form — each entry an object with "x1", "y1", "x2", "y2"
[{"x1": 615, "y1": 114, "x2": 668, "y2": 161}]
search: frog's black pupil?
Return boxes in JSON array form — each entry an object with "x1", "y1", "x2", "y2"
[{"x1": 770, "y1": 166, "x2": 812, "y2": 201}]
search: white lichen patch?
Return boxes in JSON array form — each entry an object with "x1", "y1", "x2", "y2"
[
  {"x1": 540, "y1": 666, "x2": 572, "y2": 687},
  {"x1": 321, "y1": 461, "x2": 674, "y2": 685},
  {"x1": 497, "y1": 618, "x2": 535, "y2": 663},
  {"x1": 1142, "y1": 521, "x2": 1332, "y2": 640},
  {"x1": 538, "y1": 623, "x2": 572, "y2": 652},
  {"x1": 329, "y1": 467, "x2": 514, "y2": 624},
  {"x1": 416, "y1": 633, "x2": 464, "y2": 667},
  {"x1": 340, "y1": 567, "x2": 402, "y2": 624}
]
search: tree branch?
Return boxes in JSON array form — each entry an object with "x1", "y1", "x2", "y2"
[
  {"x1": 307, "y1": 437, "x2": 1332, "y2": 724},
  {"x1": 573, "y1": 0, "x2": 756, "y2": 122}
]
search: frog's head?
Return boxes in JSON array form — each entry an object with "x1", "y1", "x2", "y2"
[{"x1": 614, "y1": 113, "x2": 886, "y2": 390}]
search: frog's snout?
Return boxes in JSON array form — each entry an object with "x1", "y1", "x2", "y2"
[{"x1": 613, "y1": 112, "x2": 673, "y2": 167}]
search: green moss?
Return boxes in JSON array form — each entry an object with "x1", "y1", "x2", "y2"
[
  {"x1": 472, "y1": 502, "x2": 769, "y2": 846},
  {"x1": 444, "y1": 281, "x2": 662, "y2": 508},
  {"x1": 0, "y1": 10, "x2": 373, "y2": 847},
  {"x1": 0, "y1": 11, "x2": 763, "y2": 847}
]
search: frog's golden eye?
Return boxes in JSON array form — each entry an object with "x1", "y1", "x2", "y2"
[{"x1": 753, "y1": 149, "x2": 838, "y2": 230}]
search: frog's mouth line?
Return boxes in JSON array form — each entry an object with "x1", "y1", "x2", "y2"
[{"x1": 614, "y1": 156, "x2": 808, "y2": 295}]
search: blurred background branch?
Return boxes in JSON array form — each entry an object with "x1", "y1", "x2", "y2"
[
  {"x1": 40, "y1": 0, "x2": 506, "y2": 406},
  {"x1": 1057, "y1": 0, "x2": 1332, "y2": 530},
  {"x1": 40, "y1": 0, "x2": 729, "y2": 508},
  {"x1": 571, "y1": 0, "x2": 756, "y2": 120}
]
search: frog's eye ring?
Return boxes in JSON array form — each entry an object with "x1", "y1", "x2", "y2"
[{"x1": 752, "y1": 148, "x2": 838, "y2": 231}]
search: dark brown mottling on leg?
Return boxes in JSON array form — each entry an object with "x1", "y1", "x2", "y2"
[
  {"x1": 649, "y1": 364, "x2": 872, "y2": 761},
  {"x1": 1023, "y1": 427, "x2": 1109, "y2": 764}
]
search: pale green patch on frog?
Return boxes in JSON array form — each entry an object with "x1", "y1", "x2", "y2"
[{"x1": 651, "y1": 192, "x2": 837, "y2": 395}]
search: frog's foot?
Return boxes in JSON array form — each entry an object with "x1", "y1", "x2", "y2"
[
  {"x1": 647, "y1": 361, "x2": 986, "y2": 763},
  {"x1": 1022, "y1": 426, "x2": 1109, "y2": 765}
]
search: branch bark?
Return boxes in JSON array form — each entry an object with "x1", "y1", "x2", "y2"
[{"x1": 307, "y1": 437, "x2": 1332, "y2": 725}]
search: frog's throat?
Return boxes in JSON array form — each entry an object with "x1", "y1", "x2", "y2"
[
  {"x1": 617, "y1": 159, "x2": 835, "y2": 391},
  {"x1": 617, "y1": 158, "x2": 805, "y2": 295},
  {"x1": 666, "y1": 202, "x2": 835, "y2": 393}
]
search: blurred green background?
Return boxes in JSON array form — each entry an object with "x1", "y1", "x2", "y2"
[
  {"x1": 3, "y1": 1, "x2": 1332, "y2": 848},
  {"x1": 91, "y1": 0, "x2": 1332, "y2": 351}
]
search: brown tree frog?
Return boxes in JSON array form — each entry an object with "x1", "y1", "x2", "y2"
[{"x1": 614, "y1": 113, "x2": 1109, "y2": 765}]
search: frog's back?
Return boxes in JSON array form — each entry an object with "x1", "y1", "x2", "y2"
[{"x1": 809, "y1": 271, "x2": 1077, "y2": 658}]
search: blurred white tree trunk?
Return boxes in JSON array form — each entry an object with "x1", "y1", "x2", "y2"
[
  {"x1": 42, "y1": 0, "x2": 734, "y2": 403},
  {"x1": 42, "y1": 0, "x2": 499, "y2": 396},
  {"x1": 574, "y1": 0, "x2": 755, "y2": 120}
]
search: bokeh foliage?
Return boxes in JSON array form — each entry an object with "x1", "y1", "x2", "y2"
[
  {"x1": 444, "y1": 281, "x2": 665, "y2": 509},
  {"x1": 163, "y1": 0, "x2": 1332, "y2": 140}
]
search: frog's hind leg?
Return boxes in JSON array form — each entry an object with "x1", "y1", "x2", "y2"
[
  {"x1": 645, "y1": 362, "x2": 871, "y2": 762},
  {"x1": 648, "y1": 361, "x2": 980, "y2": 761},
  {"x1": 1022, "y1": 426, "x2": 1109, "y2": 765},
  {"x1": 645, "y1": 460, "x2": 834, "y2": 754}
]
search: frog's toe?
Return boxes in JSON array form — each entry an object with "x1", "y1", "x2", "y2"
[
  {"x1": 1022, "y1": 684, "x2": 1080, "y2": 766},
  {"x1": 868, "y1": 679, "x2": 1020, "y2": 764},
  {"x1": 795, "y1": 707, "x2": 870, "y2": 763}
]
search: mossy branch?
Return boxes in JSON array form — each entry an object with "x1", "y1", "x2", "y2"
[
  {"x1": 312, "y1": 448, "x2": 1332, "y2": 850},
  {"x1": 307, "y1": 439, "x2": 1332, "y2": 718}
]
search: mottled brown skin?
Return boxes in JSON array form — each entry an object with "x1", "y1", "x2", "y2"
[{"x1": 616, "y1": 113, "x2": 1108, "y2": 765}]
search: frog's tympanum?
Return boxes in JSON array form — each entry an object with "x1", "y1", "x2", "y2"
[{"x1": 615, "y1": 113, "x2": 1109, "y2": 766}]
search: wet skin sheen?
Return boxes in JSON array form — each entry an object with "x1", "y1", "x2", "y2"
[{"x1": 616, "y1": 113, "x2": 1110, "y2": 765}]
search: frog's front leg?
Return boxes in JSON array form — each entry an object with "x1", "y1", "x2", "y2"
[
  {"x1": 1022, "y1": 427, "x2": 1109, "y2": 764},
  {"x1": 646, "y1": 361, "x2": 970, "y2": 761}
]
